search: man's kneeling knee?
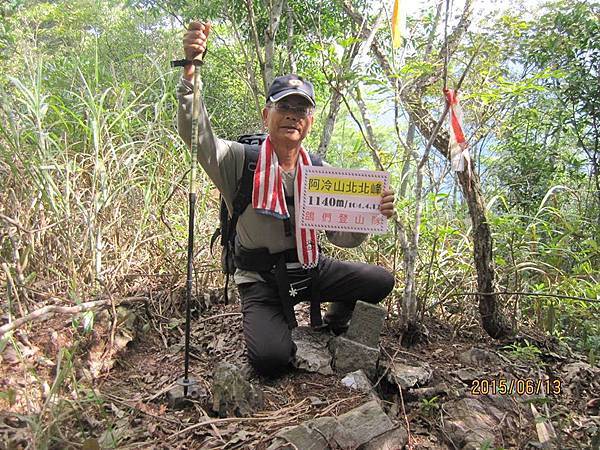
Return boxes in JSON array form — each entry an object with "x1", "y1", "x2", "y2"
[
  {"x1": 248, "y1": 343, "x2": 295, "y2": 376},
  {"x1": 380, "y1": 269, "x2": 395, "y2": 299}
]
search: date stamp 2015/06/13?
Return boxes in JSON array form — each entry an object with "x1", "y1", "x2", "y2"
[{"x1": 470, "y1": 377, "x2": 562, "y2": 396}]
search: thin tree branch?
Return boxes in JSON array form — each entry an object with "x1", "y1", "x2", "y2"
[
  {"x1": 0, "y1": 296, "x2": 148, "y2": 337},
  {"x1": 245, "y1": 0, "x2": 266, "y2": 93},
  {"x1": 443, "y1": 291, "x2": 600, "y2": 304}
]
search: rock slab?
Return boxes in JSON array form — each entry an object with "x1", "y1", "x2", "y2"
[
  {"x1": 385, "y1": 361, "x2": 433, "y2": 389},
  {"x1": 338, "y1": 400, "x2": 396, "y2": 447},
  {"x1": 332, "y1": 336, "x2": 379, "y2": 379},
  {"x1": 443, "y1": 397, "x2": 514, "y2": 450},
  {"x1": 341, "y1": 370, "x2": 373, "y2": 393},
  {"x1": 345, "y1": 301, "x2": 387, "y2": 348},
  {"x1": 211, "y1": 362, "x2": 263, "y2": 417},
  {"x1": 358, "y1": 426, "x2": 409, "y2": 450},
  {"x1": 268, "y1": 400, "x2": 404, "y2": 450},
  {"x1": 166, "y1": 377, "x2": 207, "y2": 409},
  {"x1": 292, "y1": 326, "x2": 333, "y2": 375},
  {"x1": 459, "y1": 347, "x2": 501, "y2": 367}
]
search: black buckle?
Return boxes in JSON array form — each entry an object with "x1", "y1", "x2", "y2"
[
  {"x1": 171, "y1": 49, "x2": 208, "y2": 68},
  {"x1": 170, "y1": 59, "x2": 191, "y2": 67}
]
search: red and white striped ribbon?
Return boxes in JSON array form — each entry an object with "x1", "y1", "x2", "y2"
[
  {"x1": 252, "y1": 136, "x2": 319, "y2": 268},
  {"x1": 444, "y1": 88, "x2": 471, "y2": 175}
]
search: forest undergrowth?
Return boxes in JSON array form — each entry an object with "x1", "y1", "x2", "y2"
[{"x1": 1, "y1": 0, "x2": 599, "y2": 448}]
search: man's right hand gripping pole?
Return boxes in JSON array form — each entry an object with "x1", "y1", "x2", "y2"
[{"x1": 182, "y1": 21, "x2": 211, "y2": 82}]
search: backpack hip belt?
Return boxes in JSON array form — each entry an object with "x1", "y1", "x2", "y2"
[{"x1": 234, "y1": 240, "x2": 322, "y2": 329}]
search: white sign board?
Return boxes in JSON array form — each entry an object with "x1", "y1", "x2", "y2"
[{"x1": 299, "y1": 166, "x2": 389, "y2": 234}]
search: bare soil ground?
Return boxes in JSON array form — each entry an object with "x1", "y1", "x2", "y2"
[{"x1": 1, "y1": 286, "x2": 598, "y2": 449}]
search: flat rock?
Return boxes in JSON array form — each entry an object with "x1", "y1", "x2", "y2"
[
  {"x1": 345, "y1": 301, "x2": 386, "y2": 348},
  {"x1": 337, "y1": 400, "x2": 396, "y2": 447},
  {"x1": 292, "y1": 326, "x2": 333, "y2": 375},
  {"x1": 332, "y1": 336, "x2": 379, "y2": 379},
  {"x1": 454, "y1": 367, "x2": 486, "y2": 383},
  {"x1": 166, "y1": 377, "x2": 208, "y2": 409},
  {"x1": 443, "y1": 397, "x2": 516, "y2": 450},
  {"x1": 267, "y1": 417, "x2": 339, "y2": 450},
  {"x1": 268, "y1": 400, "x2": 396, "y2": 450},
  {"x1": 211, "y1": 362, "x2": 263, "y2": 417},
  {"x1": 385, "y1": 360, "x2": 433, "y2": 389},
  {"x1": 459, "y1": 347, "x2": 501, "y2": 367},
  {"x1": 358, "y1": 426, "x2": 408, "y2": 450},
  {"x1": 341, "y1": 370, "x2": 373, "y2": 393}
]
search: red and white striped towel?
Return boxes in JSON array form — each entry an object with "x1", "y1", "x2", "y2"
[{"x1": 252, "y1": 136, "x2": 319, "y2": 268}]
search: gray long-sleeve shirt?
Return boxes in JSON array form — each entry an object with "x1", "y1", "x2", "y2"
[{"x1": 177, "y1": 78, "x2": 368, "y2": 283}]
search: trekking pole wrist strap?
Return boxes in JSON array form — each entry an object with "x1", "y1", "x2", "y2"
[
  {"x1": 171, "y1": 59, "x2": 192, "y2": 67},
  {"x1": 171, "y1": 49, "x2": 208, "y2": 67}
]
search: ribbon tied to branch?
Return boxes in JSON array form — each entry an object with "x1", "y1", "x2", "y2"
[{"x1": 443, "y1": 88, "x2": 471, "y2": 178}]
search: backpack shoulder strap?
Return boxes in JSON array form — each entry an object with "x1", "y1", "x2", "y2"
[
  {"x1": 218, "y1": 144, "x2": 258, "y2": 271},
  {"x1": 231, "y1": 144, "x2": 259, "y2": 218},
  {"x1": 232, "y1": 147, "x2": 323, "y2": 215}
]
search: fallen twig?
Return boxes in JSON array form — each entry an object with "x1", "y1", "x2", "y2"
[
  {"x1": 169, "y1": 416, "x2": 273, "y2": 440},
  {"x1": 315, "y1": 395, "x2": 361, "y2": 417},
  {"x1": 193, "y1": 403, "x2": 226, "y2": 444},
  {"x1": 102, "y1": 392, "x2": 182, "y2": 425},
  {"x1": 143, "y1": 382, "x2": 176, "y2": 402},
  {"x1": 381, "y1": 347, "x2": 414, "y2": 449},
  {"x1": 255, "y1": 398, "x2": 310, "y2": 417},
  {"x1": 0, "y1": 296, "x2": 148, "y2": 337},
  {"x1": 198, "y1": 312, "x2": 243, "y2": 324}
]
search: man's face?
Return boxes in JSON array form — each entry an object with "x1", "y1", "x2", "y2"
[{"x1": 262, "y1": 95, "x2": 315, "y2": 146}]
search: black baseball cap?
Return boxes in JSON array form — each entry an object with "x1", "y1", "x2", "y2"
[{"x1": 267, "y1": 74, "x2": 316, "y2": 106}]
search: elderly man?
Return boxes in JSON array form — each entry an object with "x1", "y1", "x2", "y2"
[{"x1": 177, "y1": 22, "x2": 395, "y2": 376}]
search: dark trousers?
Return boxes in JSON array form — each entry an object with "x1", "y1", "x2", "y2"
[{"x1": 238, "y1": 255, "x2": 395, "y2": 375}]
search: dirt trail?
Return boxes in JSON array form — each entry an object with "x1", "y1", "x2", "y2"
[{"x1": 1, "y1": 289, "x2": 598, "y2": 449}]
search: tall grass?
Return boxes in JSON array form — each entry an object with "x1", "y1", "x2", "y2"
[
  {"x1": 0, "y1": 53, "x2": 219, "y2": 319},
  {"x1": 0, "y1": 33, "x2": 225, "y2": 443},
  {"x1": 490, "y1": 186, "x2": 600, "y2": 352}
]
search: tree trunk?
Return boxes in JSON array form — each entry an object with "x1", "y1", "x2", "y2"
[
  {"x1": 399, "y1": 122, "x2": 415, "y2": 198},
  {"x1": 244, "y1": 0, "x2": 266, "y2": 94},
  {"x1": 350, "y1": 85, "x2": 420, "y2": 334},
  {"x1": 318, "y1": 89, "x2": 343, "y2": 157},
  {"x1": 458, "y1": 170, "x2": 513, "y2": 338},
  {"x1": 351, "y1": 86, "x2": 383, "y2": 169},
  {"x1": 227, "y1": 7, "x2": 262, "y2": 118},
  {"x1": 344, "y1": 0, "x2": 513, "y2": 339},
  {"x1": 264, "y1": 0, "x2": 285, "y2": 91},
  {"x1": 404, "y1": 97, "x2": 512, "y2": 338},
  {"x1": 317, "y1": 7, "x2": 385, "y2": 158},
  {"x1": 286, "y1": 2, "x2": 297, "y2": 73}
]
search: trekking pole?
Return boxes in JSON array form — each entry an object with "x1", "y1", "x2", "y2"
[{"x1": 181, "y1": 42, "x2": 205, "y2": 398}]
